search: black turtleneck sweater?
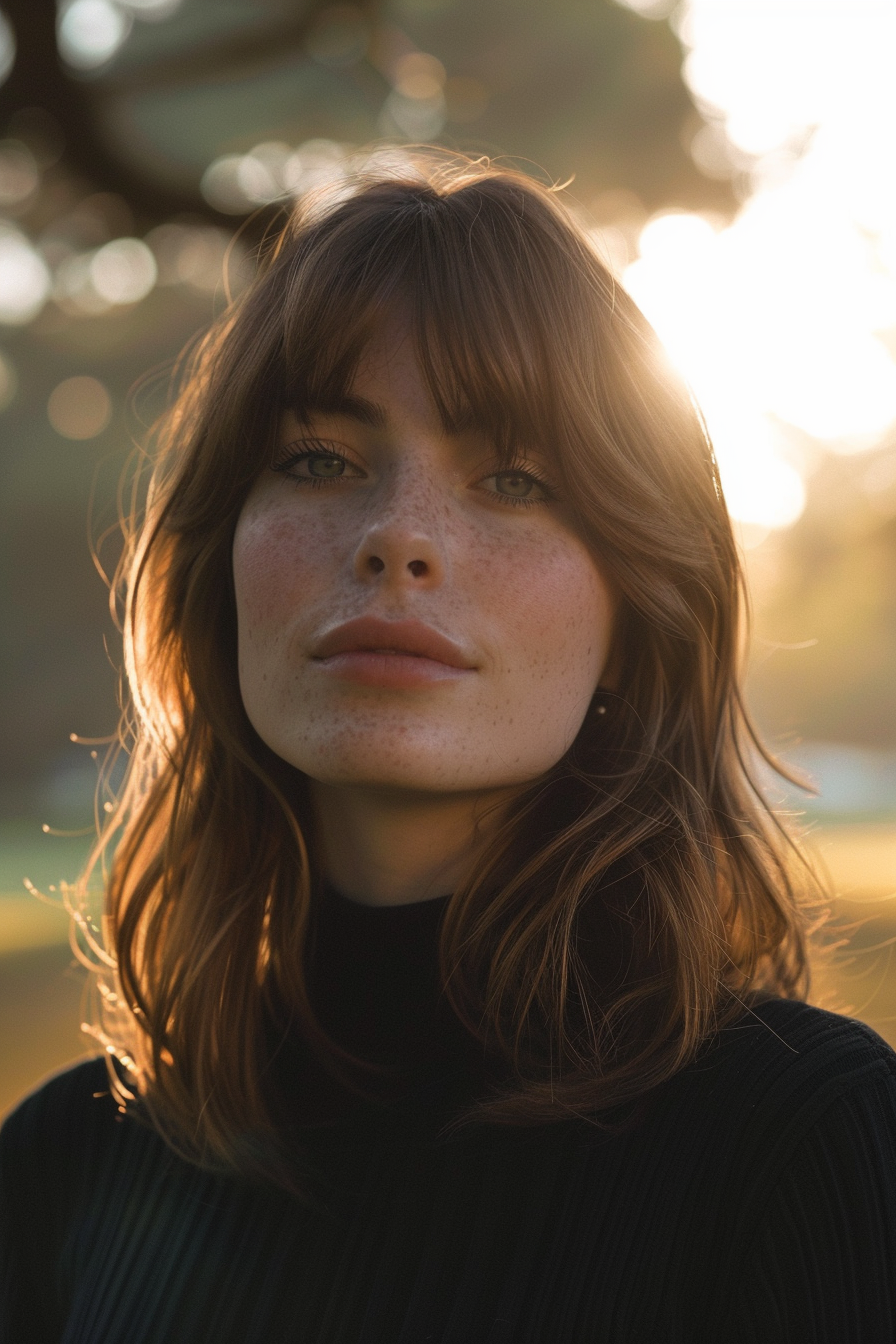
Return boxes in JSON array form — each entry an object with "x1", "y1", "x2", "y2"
[{"x1": 2, "y1": 888, "x2": 896, "y2": 1343}]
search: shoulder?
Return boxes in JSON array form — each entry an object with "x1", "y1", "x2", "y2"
[
  {"x1": 661, "y1": 1000, "x2": 896, "y2": 1238},
  {"x1": 622, "y1": 1002, "x2": 896, "y2": 1339},
  {"x1": 635, "y1": 999, "x2": 896, "y2": 1206},
  {"x1": 725, "y1": 994, "x2": 895, "y2": 1064},
  {"x1": 1, "y1": 1062, "x2": 165, "y2": 1340},
  {"x1": 663, "y1": 998, "x2": 896, "y2": 1142},
  {"x1": 1, "y1": 1056, "x2": 124, "y2": 1187},
  {"x1": 692, "y1": 1001, "x2": 896, "y2": 1341},
  {"x1": 2, "y1": 1054, "x2": 117, "y2": 1134},
  {"x1": 700, "y1": 997, "x2": 896, "y2": 1110}
]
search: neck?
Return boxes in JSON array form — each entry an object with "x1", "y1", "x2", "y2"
[{"x1": 309, "y1": 781, "x2": 516, "y2": 907}]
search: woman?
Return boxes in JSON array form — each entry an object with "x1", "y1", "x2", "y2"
[{"x1": 2, "y1": 152, "x2": 895, "y2": 1343}]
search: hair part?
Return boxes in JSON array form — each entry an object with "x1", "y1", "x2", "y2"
[{"x1": 79, "y1": 150, "x2": 819, "y2": 1194}]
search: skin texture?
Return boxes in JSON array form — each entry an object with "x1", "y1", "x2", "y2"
[{"x1": 232, "y1": 322, "x2": 615, "y2": 905}]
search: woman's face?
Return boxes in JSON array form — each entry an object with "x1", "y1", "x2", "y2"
[{"x1": 232, "y1": 322, "x2": 614, "y2": 797}]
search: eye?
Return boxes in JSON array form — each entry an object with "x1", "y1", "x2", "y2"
[
  {"x1": 495, "y1": 471, "x2": 538, "y2": 498},
  {"x1": 479, "y1": 466, "x2": 556, "y2": 507},
  {"x1": 271, "y1": 442, "x2": 362, "y2": 486},
  {"x1": 305, "y1": 454, "x2": 348, "y2": 478}
]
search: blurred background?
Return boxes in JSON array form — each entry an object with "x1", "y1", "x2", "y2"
[{"x1": 1, "y1": 0, "x2": 895, "y2": 1116}]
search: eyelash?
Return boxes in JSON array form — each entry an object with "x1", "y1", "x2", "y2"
[
  {"x1": 485, "y1": 465, "x2": 556, "y2": 508},
  {"x1": 271, "y1": 440, "x2": 359, "y2": 489},
  {"x1": 270, "y1": 440, "x2": 557, "y2": 507}
]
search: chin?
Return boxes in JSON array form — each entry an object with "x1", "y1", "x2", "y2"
[
  {"x1": 273, "y1": 736, "x2": 529, "y2": 796},
  {"x1": 251, "y1": 707, "x2": 572, "y2": 796},
  {"x1": 298, "y1": 754, "x2": 498, "y2": 795}
]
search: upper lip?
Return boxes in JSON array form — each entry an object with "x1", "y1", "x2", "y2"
[{"x1": 311, "y1": 617, "x2": 477, "y2": 669}]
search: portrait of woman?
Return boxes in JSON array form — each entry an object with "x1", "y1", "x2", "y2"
[{"x1": 1, "y1": 152, "x2": 894, "y2": 1342}]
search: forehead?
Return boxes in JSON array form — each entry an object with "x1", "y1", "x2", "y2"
[
  {"x1": 284, "y1": 319, "x2": 498, "y2": 449},
  {"x1": 349, "y1": 321, "x2": 433, "y2": 421}
]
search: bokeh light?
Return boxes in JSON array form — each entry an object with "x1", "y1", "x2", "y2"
[
  {"x1": 89, "y1": 237, "x2": 157, "y2": 304},
  {"x1": 199, "y1": 155, "x2": 257, "y2": 215},
  {"x1": 0, "y1": 227, "x2": 51, "y2": 324},
  {"x1": 47, "y1": 376, "x2": 113, "y2": 439},
  {"x1": 380, "y1": 54, "x2": 448, "y2": 140},
  {"x1": 200, "y1": 139, "x2": 349, "y2": 214},
  {"x1": 282, "y1": 140, "x2": 348, "y2": 197},
  {"x1": 56, "y1": 0, "x2": 132, "y2": 71},
  {"x1": 235, "y1": 142, "x2": 293, "y2": 207},
  {"x1": 145, "y1": 223, "x2": 234, "y2": 292},
  {"x1": 53, "y1": 252, "x2": 112, "y2": 315},
  {"x1": 393, "y1": 52, "x2": 447, "y2": 100}
]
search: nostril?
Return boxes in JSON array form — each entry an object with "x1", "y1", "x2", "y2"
[
  {"x1": 408, "y1": 560, "x2": 428, "y2": 578},
  {"x1": 367, "y1": 556, "x2": 386, "y2": 575}
]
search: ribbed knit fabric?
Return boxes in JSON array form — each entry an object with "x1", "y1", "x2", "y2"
[{"x1": 2, "y1": 888, "x2": 896, "y2": 1343}]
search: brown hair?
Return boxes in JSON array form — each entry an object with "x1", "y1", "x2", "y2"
[{"x1": 80, "y1": 151, "x2": 816, "y2": 1190}]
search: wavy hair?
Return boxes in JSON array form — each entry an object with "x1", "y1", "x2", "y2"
[{"x1": 80, "y1": 151, "x2": 817, "y2": 1191}]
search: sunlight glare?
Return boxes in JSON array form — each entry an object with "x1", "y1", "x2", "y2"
[{"x1": 616, "y1": 0, "x2": 896, "y2": 529}]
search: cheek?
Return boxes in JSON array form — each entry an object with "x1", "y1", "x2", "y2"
[
  {"x1": 484, "y1": 531, "x2": 612, "y2": 686},
  {"x1": 233, "y1": 502, "x2": 329, "y2": 633}
]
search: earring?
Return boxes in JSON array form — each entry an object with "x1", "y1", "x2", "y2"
[{"x1": 590, "y1": 687, "x2": 611, "y2": 717}]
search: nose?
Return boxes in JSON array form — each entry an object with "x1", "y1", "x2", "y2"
[
  {"x1": 353, "y1": 525, "x2": 444, "y2": 587},
  {"x1": 352, "y1": 474, "x2": 447, "y2": 589}
]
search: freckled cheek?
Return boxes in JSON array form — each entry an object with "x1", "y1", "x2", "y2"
[
  {"x1": 481, "y1": 539, "x2": 612, "y2": 680},
  {"x1": 233, "y1": 510, "x2": 339, "y2": 633}
]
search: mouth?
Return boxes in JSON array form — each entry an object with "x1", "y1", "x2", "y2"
[
  {"x1": 311, "y1": 617, "x2": 476, "y2": 668},
  {"x1": 310, "y1": 617, "x2": 477, "y2": 688}
]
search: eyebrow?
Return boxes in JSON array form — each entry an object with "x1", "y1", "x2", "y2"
[
  {"x1": 293, "y1": 394, "x2": 387, "y2": 431},
  {"x1": 292, "y1": 394, "x2": 489, "y2": 440}
]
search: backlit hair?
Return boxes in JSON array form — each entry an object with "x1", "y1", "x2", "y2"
[{"x1": 81, "y1": 151, "x2": 816, "y2": 1192}]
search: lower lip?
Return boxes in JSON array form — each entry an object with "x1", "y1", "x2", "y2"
[{"x1": 313, "y1": 651, "x2": 474, "y2": 689}]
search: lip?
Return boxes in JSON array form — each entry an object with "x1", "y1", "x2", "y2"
[
  {"x1": 312, "y1": 617, "x2": 476, "y2": 668},
  {"x1": 310, "y1": 617, "x2": 478, "y2": 688}
]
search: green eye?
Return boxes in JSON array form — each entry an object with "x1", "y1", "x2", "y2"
[
  {"x1": 494, "y1": 471, "x2": 535, "y2": 498},
  {"x1": 271, "y1": 442, "x2": 360, "y2": 486},
  {"x1": 478, "y1": 465, "x2": 555, "y2": 508},
  {"x1": 307, "y1": 455, "x2": 346, "y2": 478}
]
